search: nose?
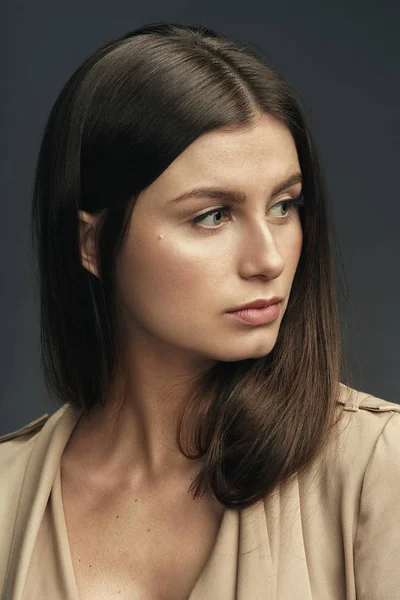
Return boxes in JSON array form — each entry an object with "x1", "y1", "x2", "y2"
[{"x1": 239, "y1": 221, "x2": 285, "y2": 280}]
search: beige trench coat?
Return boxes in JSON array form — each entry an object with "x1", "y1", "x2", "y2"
[{"x1": 1, "y1": 382, "x2": 400, "y2": 599}]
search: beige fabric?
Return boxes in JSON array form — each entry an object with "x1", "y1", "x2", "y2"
[{"x1": 1, "y1": 382, "x2": 400, "y2": 599}]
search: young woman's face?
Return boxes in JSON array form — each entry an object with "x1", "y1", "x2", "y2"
[{"x1": 113, "y1": 113, "x2": 303, "y2": 364}]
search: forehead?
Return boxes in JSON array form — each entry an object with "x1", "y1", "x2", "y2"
[
  {"x1": 143, "y1": 114, "x2": 300, "y2": 203},
  {"x1": 181, "y1": 113, "x2": 294, "y2": 162}
]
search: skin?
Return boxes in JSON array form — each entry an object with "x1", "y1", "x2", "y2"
[{"x1": 69, "y1": 112, "x2": 303, "y2": 490}]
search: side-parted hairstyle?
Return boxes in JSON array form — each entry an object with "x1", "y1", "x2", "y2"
[{"x1": 30, "y1": 22, "x2": 354, "y2": 508}]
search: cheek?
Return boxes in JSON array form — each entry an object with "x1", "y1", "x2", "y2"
[
  {"x1": 155, "y1": 247, "x2": 211, "y2": 306},
  {"x1": 284, "y1": 222, "x2": 303, "y2": 271},
  {"x1": 115, "y1": 233, "x2": 221, "y2": 322}
]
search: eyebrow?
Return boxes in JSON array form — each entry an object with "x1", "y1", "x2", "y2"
[{"x1": 168, "y1": 172, "x2": 303, "y2": 205}]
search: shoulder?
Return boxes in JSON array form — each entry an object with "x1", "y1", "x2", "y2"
[
  {"x1": 336, "y1": 385, "x2": 400, "y2": 595},
  {"x1": 337, "y1": 381, "x2": 400, "y2": 416},
  {"x1": 0, "y1": 412, "x2": 51, "y2": 457},
  {"x1": 0, "y1": 412, "x2": 52, "y2": 534},
  {"x1": 296, "y1": 383, "x2": 400, "y2": 525},
  {"x1": 0, "y1": 405, "x2": 75, "y2": 584},
  {"x1": 336, "y1": 382, "x2": 400, "y2": 445},
  {"x1": 0, "y1": 404, "x2": 74, "y2": 518},
  {"x1": 325, "y1": 382, "x2": 400, "y2": 478},
  {"x1": 0, "y1": 405, "x2": 71, "y2": 472},
  {"x1": 0, "y1": 413, "x2": 50, "y2": 467},
  {"x1": 0, "y1": 413, "x2": 50, "y2": 444}
]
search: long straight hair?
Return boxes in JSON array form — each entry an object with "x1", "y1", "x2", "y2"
[{"x1": 30, "y1": 22, "x2": 354, "y2": 508}]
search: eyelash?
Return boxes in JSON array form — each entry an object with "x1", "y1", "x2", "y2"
[{"x1": 191, "y1": 193, "x2": 305, "y2": 233}]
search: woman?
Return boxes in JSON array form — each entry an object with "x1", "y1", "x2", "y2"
[{"x1": 1, "y1": 22, "x2": 399, "y2": 600}]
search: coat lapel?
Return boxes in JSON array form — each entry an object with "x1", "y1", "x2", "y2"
[
  {"x1": 5, "y1": 405, "x2": 80, "y2": 599},
  {"x1": 189, "y1": 499, "x2": 277, "y2": 600},
  {"x1": 189, "y1": 477, "x2": 313, "y2": 600}
]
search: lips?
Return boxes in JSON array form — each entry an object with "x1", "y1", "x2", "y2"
[{"x1": 227, "y1": 297, "x2": 283, "y2": 312}]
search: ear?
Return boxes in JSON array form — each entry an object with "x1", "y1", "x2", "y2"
[{"x1": 78, "y1": 210, "x2": 102, "y2": 279}]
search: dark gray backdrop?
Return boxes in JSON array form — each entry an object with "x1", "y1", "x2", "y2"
[{"x1": 1, "y1": 0, "x2": 399, "y2": 434}]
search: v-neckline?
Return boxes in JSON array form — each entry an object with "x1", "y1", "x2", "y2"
[{"x1": 53, "y1": 461, "x2": 242, "y2": 600}]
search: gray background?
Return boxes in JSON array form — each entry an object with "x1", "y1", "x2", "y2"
[{"x1": 1, "y1": 0, "x2": 399, "y2": 434}]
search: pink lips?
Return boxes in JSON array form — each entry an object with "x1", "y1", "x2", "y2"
[
  {"x1": 227, "y1": 296, "x2": 283, "y2": 312},
  {"x1": 227, "y1": 302, "x2": 281, "y2": 325}
]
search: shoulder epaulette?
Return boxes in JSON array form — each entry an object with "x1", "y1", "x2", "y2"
[
  {"x1": 337, "y1": 384, "x2": 400, "y2": 413},
  {"x1": 359, "y1": 396, "x2": 400, "y2": 413},
  {"x1": 0, "y1": 413, "x2": 49, "y2": 443}
]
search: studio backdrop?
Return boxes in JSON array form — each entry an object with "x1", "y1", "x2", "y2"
[{"x1": 1, "y1": 0, "x2": 399, "y2": 433}]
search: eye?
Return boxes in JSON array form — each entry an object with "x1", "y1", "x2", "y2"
[
  {"x1": 191, "y1": 204, "x2": 233, "y2": 228},
  {"x1": 191, "y1": 194, "x2": 305, "y2": 232},
  {"x1": 271, "y1": 198, "x2": 298, "y2": 218}
]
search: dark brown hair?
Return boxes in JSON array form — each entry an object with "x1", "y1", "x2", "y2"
[{"x1": 30, "y1": 21, "x2": 354, "y2": 508}]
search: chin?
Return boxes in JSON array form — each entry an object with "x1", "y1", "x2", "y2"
[{"x1": 216, "y1": 342, "x2": 277, "y2": 363}]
